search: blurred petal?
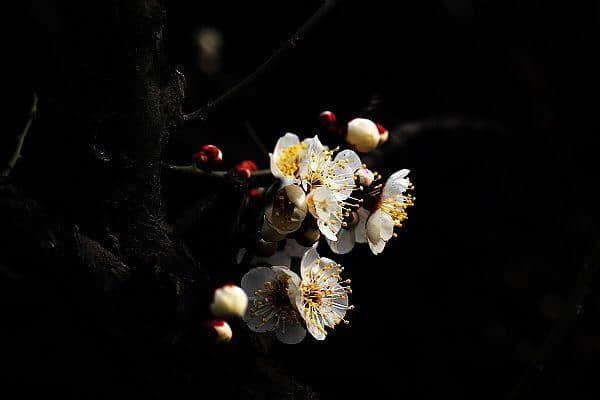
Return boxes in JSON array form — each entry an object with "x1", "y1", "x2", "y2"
[
  {"x1": 300, "y1": 245, "x2": 320, "y2": 280},
  {"x1": 241, "y1": 267, "x2": 276, "y2": 297},
  {"x1": 354, "y1": 207, "x2": 369, "y2": 243},
  {"x1": 327, "y1": 228, "x2": 355, "y2": 254},
  {"x1": 275, "y1": 323, "x2": 306, "y2": 344}
]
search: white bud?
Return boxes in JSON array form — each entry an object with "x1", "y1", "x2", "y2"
[
  {"x1": 209, "y1": 320, "x2": 233, "y2": 343},
  {"x1": 346, "y1": 118, "x2": 380, "y2": 153},
  {"x1": 356, "y1": 167, "x2": 375, "y2": 187},
  {"x1": 266, "y1": 185, "x2": 307, "y2": 234},
  {"x1": 210, "y1": 284, "x2": 248, "y2": 318}
]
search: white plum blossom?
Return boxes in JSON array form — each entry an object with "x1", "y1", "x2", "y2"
[
  {"x1": 291, "y1": 246, "x2": 352, "y2": 340},
  {"x1": 269, "y1": 133, "x2": 311, "y2": 184},
  {"x1": 298, "y1": 136, "x2": 362, "y2": 241},
  {"x1": 326, "y1": 207, "x2": 370, "y2": 254},
  {"x1": 365, "y1": 169, "x2": 413, "y2": 255},
  {"x1": 241, "y1": 266, "x2": 306, "y2": 344}
]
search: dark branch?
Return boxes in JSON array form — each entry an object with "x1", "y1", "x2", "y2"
[
  {"x1": 182, "y1": 0, "x2": 344, "y2": 124},
  {"x1": 2, "y1": 92, "x2": 38, "y2": 177}
]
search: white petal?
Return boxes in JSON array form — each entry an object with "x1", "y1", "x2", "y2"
[
  {"x1": 241, "y1": 267, "x2": 276, "y2": 297},
  {"x1": 270, "y1": 133, "x2": 299, "y2": 178},
  {"x1": 382, "y1": 169, "x2": 411, "y2": 199},
  {"x1": 368, "y1": 238, "x2": 386, "y2": 255},
  {"x1": 327, "y1": 228, "x2": 355, "y2": 254},
  {"x1": 334, "y1": 149, "x2": 362, "y2": 172},
  {"x1": 354, "y1": 207, "x2": 369, "y2": 243},
  {"x1": 244, "y1": 305, "x2": 278, "y2": 333},
  {"x1": 366, "y1": 209, "x2": 394, "y2": 242},
  {"x1": 275, "y1": 324, "x2": 306, "y2": 344},
  {"x1": 318, "y1": 217, "x2": 341, "y2": 241},
  {"x1": 300, "y1": 245, "x2": 320, "y2": 280},
  {"x1": 275, "y1": 323, "x2": 306, "y2": 344},
  {"x1": 304, "y1": 313, "x2": 327, "y2": 341}
]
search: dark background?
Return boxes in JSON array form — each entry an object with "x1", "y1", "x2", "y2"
[{"x1": 2, "y1": 0, "x2": 599, "y2": 398}]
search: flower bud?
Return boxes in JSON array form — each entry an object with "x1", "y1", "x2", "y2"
[
  {"x1": 376, "y1": 123, "x2": 389, "y2": 144},
  {"x1": 266, "y1": 185, "x2": 307, "y2": 234},
  {"x1": 236, "y1": 160, "x2": 258, "y2": 173},
  {"x1": 200, "y1": 144, "x2": 223, "y2": 165},
  {"x1": 208, "y1": 320, "x2": 232, "y2": 343},
  {"x1": 192, "y1": 151, "x2": 209, "y2": 167},
  {"x1": 319, "y1": 111, "x2": 337, "y2": 132},
  {"x1": 248, "y1": 187, "x2": 264, "y2": 198},
  {"x1": 346, "y1": 118, "x2": 380, "y2": 153},
  {"x1": 356, "y1": 167, "x2": 375, "y2": 187},
  {"x1": 260, "y1": 215, "x2": 287, "y2": 241},
  {"x1": 210, "y1": 284, "x2": 248, "y2": 318}
]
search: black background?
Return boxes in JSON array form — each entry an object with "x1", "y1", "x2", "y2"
[{"x1": 3, "y1": 1, "x2": 599, "y2": 398}]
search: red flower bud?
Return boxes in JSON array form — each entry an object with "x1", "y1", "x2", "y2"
[
  {"x1": 207, "y1": 319, "x2": 232, "y2": 343},
  {"x1": 236, "y1": 160, "x2": 258, "y2": 172},
  {"x1": 319, "y1": 110, "x2": 337, "y2": 132},
  {"x1": 192, "y1": 151, "x2": 209, "y2": 166},
  {"x1": 248, "y1": 187, "x2": 264, "y2": 198},
  {"x1": 200, "y1": 144, "x2": 223, "y2": 165},
  {"x1": 376, "y1": 123, "x2": 389, "y2": 144},
  {"x1": 234, "y1": 167, "x2": 252, "y2": 179}
]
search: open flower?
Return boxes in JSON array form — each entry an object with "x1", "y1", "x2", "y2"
[
  {"x1": 241, "y1": 266, "x2": 306, "y2": 344},
  {"x1": 270, "y1": 133, "x2": 311, "y2": 183},
  {"x1": 299, "y1": 136, "x2": 362, "y2": 241},
  {"x1": 292, "y1": 246, "x2": 352, "y2": 340},
  {"x1": 365, "y1": 169, "x2": 414, "y2": 255},
  {"x1": 326, "y1": 207, "x2": 370, "y2": 254}
]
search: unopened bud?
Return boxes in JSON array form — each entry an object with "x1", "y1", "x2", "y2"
[
  {"x1": 200, "y1": 144, "x2": 223, "y2": 165},
  {"x1": 210, "y1": 284, "x2": 248, "y2": 318},
  {"x1": 319, "y1": 110, "x2": 337, "y2": 132},
  {"x1": 236, "y1": 160, "x2": 258, "y2": 173},
  {"x1": 248, "y1": 187, "x2": 265, "y2": 198},
  {"x1": 356, "y1": 167, "x2": 375, "y2": 187},
  {"x1": 346, "y1": 118, "x2": 380, "y2": 153},
  {"x1": 376, "y1": 123, "x2": 389, "y2": 144},
  {"x1": 208, "y1": 320, "x2": 232, "y2": 343}
]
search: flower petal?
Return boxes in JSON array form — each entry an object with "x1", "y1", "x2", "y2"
[
  {"x1": 241, "y1": 267, "x2": 276, "y2": 297},
  {"x1": 382, "y1": 169, "x2": 411, "y2": 199},
  {"x1": 275, "y1": 322, "x2": 306, "y2": 344},
  {"x1": 334, "y1": 149, "x2": 362, "y2": 172},
  {"x1": 354, "y1": 207, "x2": 369, "y2": 243},
  {"x1": 318, "y1": 217, "x2": 341, "y2": 241},
  {"x1": 270, "y1": 133, "x2": 299, "y2": 178},
  {"x1": 326, "y1": 227, "x2": 355, "y2": 254},
  {"x1": 300, "y1": 245, "x2": 320, "y2": 280}
]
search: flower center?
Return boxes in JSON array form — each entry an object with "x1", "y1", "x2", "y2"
[
  {"x1": 250, "y1": 275, "x2": 300, "y2": 328},
  {"x1": 276, "y1": 142, "x2": 307, "y2": 177}
]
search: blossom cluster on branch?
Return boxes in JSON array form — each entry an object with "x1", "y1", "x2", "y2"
[{"x1": 206, "y1": 112, "x2": 414, "y2": 344}]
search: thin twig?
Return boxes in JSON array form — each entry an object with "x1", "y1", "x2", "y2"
[
  {"x1": 164, "y1": 164, "x2": 271, "y2": 178},
  {"x1": 2, "y1": 93, "x2": 38, "y2": 177},
  {"x1": 244, "y1": 120, "x2": 270, "y2": 157},
  {"x1": 182, "y1": 0, "x2": 344, "y2": 123}
]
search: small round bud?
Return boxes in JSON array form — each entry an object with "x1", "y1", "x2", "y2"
[
  {"x1": 356, "y1": 167, "x2": 375, "y2": 187},
  {"x1": 255, "y1": 238, "x2": 278, "y2": 256},
  {"x1": 267, "y1": 185, "x2": 307, "y2": 234},
  {"x1": 236, "y1": 160, "x2": 258, "y2": 172},
  {"x1": 346, "y1": 118, "x2": 380, "y2": 153},
  {"x1": 376, "y1": 122, "x2": 389, "y2": 144},
  {"x1": 248, "y1": 187, "x2": 264, "y2": 198},
  {"x1": 234, "y1": 167, "x2": 252, "y2": 179},
  {"x1": 200, "y1": 144, "x2": 223, "y2": 165},
  {"x1": 208, "y1": 320, "x2": 233, "y2": 343},
  {"x1": 319, "y1": 110, "x2": 337, "y2": 131},
  {"x1": 210, "y1": 284, "x2": 248, "y2": 318}
]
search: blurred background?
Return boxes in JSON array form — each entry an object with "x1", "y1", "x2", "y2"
[{"x1": 3, "y1": 1, "x2": 599, "y2": 398}]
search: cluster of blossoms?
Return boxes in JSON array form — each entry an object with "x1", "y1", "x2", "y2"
[{"x1": 236, "y1": 112, "x2": 414, "y2": 343}]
